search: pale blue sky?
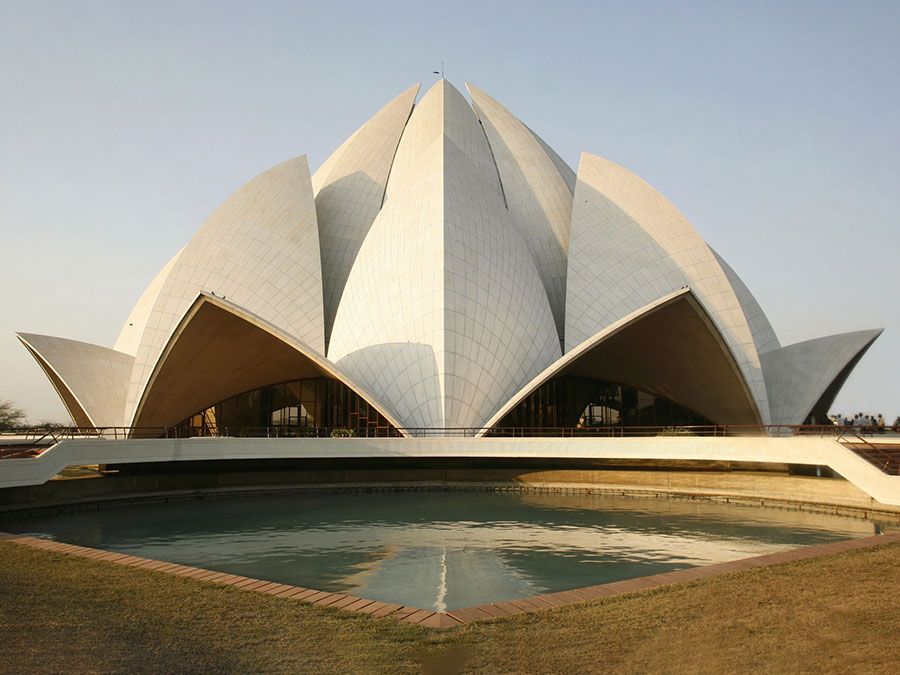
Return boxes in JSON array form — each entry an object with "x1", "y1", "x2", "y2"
[{"x1": 1, "y1": 0, "x2": 897, "y2": 422}]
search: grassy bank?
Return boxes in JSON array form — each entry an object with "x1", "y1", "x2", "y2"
[{"x1": 1, "y1": 540, "x2": 897, "y2": 673}]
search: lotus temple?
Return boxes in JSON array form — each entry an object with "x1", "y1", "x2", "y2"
[{"x1": 5, "y1": 80, "x2": 898, "y2": 509}]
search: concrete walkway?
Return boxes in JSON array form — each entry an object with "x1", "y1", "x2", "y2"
[{"x1": 2, "y1": 435, "x2": 899, "y2": 505}]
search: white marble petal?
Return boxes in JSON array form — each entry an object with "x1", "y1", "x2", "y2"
[
  {"x1": 329, "y1": 80, "x2": 559, "y2": 431},
  {"x1": 762, "y1": 329, "x2": 882, "y2": 426},
  {"x1": 113, "y1": 248, "x2": 183, "y2": 356},
  {"x1": 442, "y1": 138, "x2": 561, "y2": 429},
  {"x1": 313, "y1": 84, "x2": 419, "y2": 345},
  {"x1": 316, "y1": 136, "x2": 446, "y2": 429},
  {"x1": 17, "y1": 333, "x2": 133, "y2": 428},
  {"x1": 385, "y1": 80, "x2": 503, "y2": 203},
  {"x1": 467, "y1": 82, "x2": 574, "y2": 344},
  {"x1": 711, "y1": 248, "x2": 780, "y2": 356}
]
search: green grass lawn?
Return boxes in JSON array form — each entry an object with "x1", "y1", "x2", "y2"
[{"x1": 1, "y1": 539, "x2": 897, "y2": 674}]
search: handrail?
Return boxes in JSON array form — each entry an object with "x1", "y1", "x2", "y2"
[
  {"x1": 3, "y1": 424, "x2": 899, "y2": 477},
  {"x1": 836, "y1": 432, "x2": 896, "y2": 474},
  {"x1": 2, "y1": 423, "x2": 899, "y2": 443}
]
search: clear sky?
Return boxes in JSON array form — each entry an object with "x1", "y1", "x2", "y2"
[{"x1": 1, "y1": 0, "x2": 897, "y2": 423}]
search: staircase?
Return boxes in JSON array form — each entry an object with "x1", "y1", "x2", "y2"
[{"x1": 840, "y1": 437, "x2": 900, "y2": 475}]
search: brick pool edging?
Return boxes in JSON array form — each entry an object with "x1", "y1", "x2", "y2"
[{"x1": 1, "y1": 530, "x2": 897, "y2": 629}]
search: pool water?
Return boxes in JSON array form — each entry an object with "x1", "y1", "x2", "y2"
[{"x1": 2, "y1": 491, "x2": 879, "y2": 610}]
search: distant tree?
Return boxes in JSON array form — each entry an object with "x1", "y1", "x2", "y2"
[
  {"x1": 0, "y1": 400, "x2": 27, "y2": 429},
  {"x1": 36, "y1": 419, "x2": 69, "y2": 430}
]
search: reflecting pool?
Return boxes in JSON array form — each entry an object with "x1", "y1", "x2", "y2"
[{"x1": 2, "y1": 491, "x2": 881, "y2": 610}]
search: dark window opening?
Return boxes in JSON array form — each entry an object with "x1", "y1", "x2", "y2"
[
  {"x1": 491, "y1": 376, "x2": 713, "y2": 435},
  {"x1": 175, "y1": 377, "x2": 399, "y2": 437}
]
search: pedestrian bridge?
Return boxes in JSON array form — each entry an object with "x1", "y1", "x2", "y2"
[{"x1": 1, "y1": 435, "x2": 898, "y2": 509}]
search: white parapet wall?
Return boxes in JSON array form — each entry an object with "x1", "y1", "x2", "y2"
[{"x1": 1, "y1": 436, "x2": 898, "y2": 507}]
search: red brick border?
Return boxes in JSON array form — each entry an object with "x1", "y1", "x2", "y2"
[{"x1": 1, "y1": 530, "x2": 897, "y2": 629}]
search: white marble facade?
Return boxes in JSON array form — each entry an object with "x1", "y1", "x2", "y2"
[
  {"x1": 467, "y1": 83, "x2": 575, "y2": 344},
  {"x1": 17, "y1": 333, "x2": 133, "y2": 427},
  {"x1": 123, "y1": 155, "x2": 325, "y2": 425},
  {"x1": 565, "y1": 152, "x2": 771, "y2": 423},
  {"x1": 328, "y1": 82, "x2": 559, "y2": 429},
  {"x1": 312, "y1": 84, "x2": 419, "y2": 345},
  {"x1": 18, "y1": 80, "x2": 883, "y2": 433},
  {"x1": 762, "y1": 330, "x2": 882, "y2": 427}
]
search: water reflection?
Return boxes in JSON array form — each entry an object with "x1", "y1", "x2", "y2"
[{"x1": 2, "y1": 491, "x2": 883, "y2": 610}]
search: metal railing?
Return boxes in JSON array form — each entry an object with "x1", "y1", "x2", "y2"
[
  {"x1": 3, "y1": 425, "x2": 899, "y2": 477},
  {"x1": 2, "y1": 423, "x2": 899, "y2": 444},
  {"x1": 836, "y1": 431, "x2": 900, "y2": 475}
]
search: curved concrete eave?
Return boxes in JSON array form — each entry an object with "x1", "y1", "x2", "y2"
[
  {"x1": 124, "y1": 154, "x2": 327, "y2": 428},
  {"x1": 131, "y1": 292, "x2": 411, "y2": 437},
  {"x1": 477, "y1": 287, "x2": 764, "y2": 436},
  {"x1": 565, "y1": 152, "x2": 770, "y2": 422},
  {"x1": 477, "y1": 289, "x2": 687, "y2": 435}
]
